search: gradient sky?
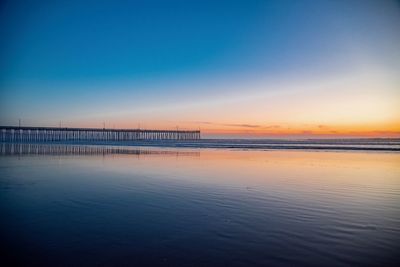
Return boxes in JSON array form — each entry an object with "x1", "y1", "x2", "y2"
[{"x1": 1, "y1": 0, "x2": 399, "y2": 138}]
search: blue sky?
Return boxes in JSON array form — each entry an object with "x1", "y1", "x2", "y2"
[{"x1": 1, "y1": 0, "x2": 399, "y2": 137}]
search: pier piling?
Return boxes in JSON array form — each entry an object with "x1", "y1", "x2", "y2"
[{"x1": 0, "y1": 126, "x2": 201, "y2": 142}]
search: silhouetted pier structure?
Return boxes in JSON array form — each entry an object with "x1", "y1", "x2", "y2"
[{"x1": 0, "y1": 126, "x2": 200, "y2": 142}]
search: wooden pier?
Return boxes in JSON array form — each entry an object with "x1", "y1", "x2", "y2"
[{"x1": 0, "y1": 126, "x2": 200, "y2": 142}]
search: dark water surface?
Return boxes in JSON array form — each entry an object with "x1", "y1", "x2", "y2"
[{"x1": 1, "y1": 144, "x2": 399, "y2": 266}]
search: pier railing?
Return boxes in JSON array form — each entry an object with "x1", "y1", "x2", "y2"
[{"x1": 0, "y1": 126, "x2": 200, "y2": 142}]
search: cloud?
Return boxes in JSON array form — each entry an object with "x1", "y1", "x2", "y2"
[
  {"x1": 194, "y1": 121, "x2": 261, "y2": 128},
  {"x1": 264, "y1": 125, "x2": 281, "y2": 129},
  {"x1": 195, "y1": 121, "x2": 214, "y2": 125},
  {"x1": 223, "y1": 123, "x2": 261, "y2": 128}
]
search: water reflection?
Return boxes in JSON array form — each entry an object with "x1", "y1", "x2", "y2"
[
  {"x1": 1, "y1": 144, "x2": 399, "y2": 266},
  {"x1": 0, "y1": 142, "x2": 200, "y2": 157}
]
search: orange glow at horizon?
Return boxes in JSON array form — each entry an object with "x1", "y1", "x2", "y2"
[
  {"x1": 73, "y1": 120, "x2": 399, "y2": 138},
  {"x1": 195, "y1": 122, "x2": 400, "y2": 137}
]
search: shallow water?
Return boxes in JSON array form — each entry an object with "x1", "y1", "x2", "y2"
[{"x1": 1, "y1": 144, "x2": 399, "y2": 266}]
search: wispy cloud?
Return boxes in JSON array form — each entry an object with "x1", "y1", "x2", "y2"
[
  {"x1": 223, "y1": 123, "x2": 261, "y2": 128},
  {"x1": 194, "y1": 121, "x2": 262, "y2": 128},
  {"x1": 191, "y1": 121, "x2": 288, "y2": 130},
  {"x1": 264, "y1": 125, "x2": 281, "y2": 129}
]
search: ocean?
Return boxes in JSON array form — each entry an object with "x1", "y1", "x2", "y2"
[{"x1": 1, "y1": 141, "x2": 399, "y2": 266}]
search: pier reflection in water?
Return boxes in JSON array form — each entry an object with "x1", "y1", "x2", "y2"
[{"x1": 0, "y1": 143, "x2": 200, "y2": 158}]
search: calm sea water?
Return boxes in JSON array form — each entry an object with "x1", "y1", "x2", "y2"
[{"x1": 1, "y1": 143, "x2": 399, "y2": 266}]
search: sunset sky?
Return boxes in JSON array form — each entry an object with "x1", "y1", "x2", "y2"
[{"x1": 1, "y1": 0, "x2": 399, "y2": 138}]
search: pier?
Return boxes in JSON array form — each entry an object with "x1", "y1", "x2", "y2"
[{"x1": 0, "y1": 126, "x2": 201, "y2": 142}]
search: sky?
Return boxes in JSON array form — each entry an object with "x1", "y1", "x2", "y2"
[{"x1": 1, "y1": 0, "x2": 399, "y2": 138}]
